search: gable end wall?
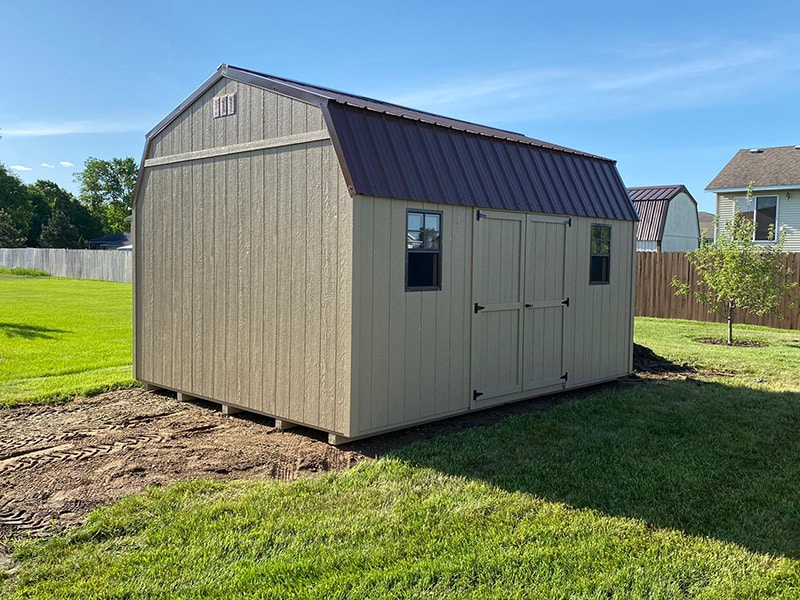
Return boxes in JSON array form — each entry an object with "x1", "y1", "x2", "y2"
[{"x1": 135, "y1": 79, "x2": 354, "y2": 436}]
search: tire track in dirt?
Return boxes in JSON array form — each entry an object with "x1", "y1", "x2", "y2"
[{"x1": 0, "y1": 389, "x2": 366, "y2": 548}]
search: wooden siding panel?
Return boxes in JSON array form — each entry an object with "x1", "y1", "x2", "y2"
[
  {"x1": 564, "y1": 217, "x2": 635, "y2": 387},
  {"x1": 148, "y1": 79, "x2": 326, "y2": 159},
  {"x1": 136, "y1": 136, "x2": 352, "y2": 433},
  {"x1": 335, "y1": 158, "x2": 353, "y2": 435},
  {"x1": 289, "y1": 146, "x2": 308, "y2": 423},
  {"x1": 261, "y1": 149, "x2": 279, "y2": 416},
  {"x1": 304, "y1": 143, "x2": 324, "y2": 427},
  {"x1": 350, "y1": 198, "x2": 472, "y2": 437}
]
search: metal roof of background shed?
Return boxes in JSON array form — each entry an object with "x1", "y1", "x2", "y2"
[
  {"x1": 148, "y1": 65, "x2": 638, "y2": 222},
  {"x1": 627, "y1": 185, "x2": 695, "y2": 242}
]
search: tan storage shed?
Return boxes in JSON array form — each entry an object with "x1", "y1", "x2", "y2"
[{"x1": 133, "y1": 65, "x2": 639, "y2": 444}]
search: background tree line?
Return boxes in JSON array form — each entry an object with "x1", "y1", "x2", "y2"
[{"x1": 0, "y1": 157, "x2": 137, "y2": 248}]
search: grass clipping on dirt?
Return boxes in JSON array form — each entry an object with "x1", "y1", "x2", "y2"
[{"x1": 0, "y1": 276, "x2": 136, "y2": 407}]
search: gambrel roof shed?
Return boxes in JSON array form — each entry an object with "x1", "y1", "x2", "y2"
[
  {"x1": 143, "y1": 65, "x2": 637, "y2": 221},
  {"x1": 627, "y1": 185, "x2": 699, "y2": 252},
  {"x1": 134, "y1": 65, "x2": 638, "y2": 443}
]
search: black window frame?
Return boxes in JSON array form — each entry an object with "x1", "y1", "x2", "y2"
[
  {"x1": 753, "y1": 195, "x2": 778, "y2": 242},
  {"x1": 406, "y1": 209, "x2": 443, "y2": 291},
  {"x1": 589, "y1": 224, "x2": 611, "y2": 285}
]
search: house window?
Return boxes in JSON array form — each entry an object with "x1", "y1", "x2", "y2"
[
  {"x1": 754, "y1": 196, "x2": 777, "y2": 241},
  {"x1": 737, "y1": 195, "x2": 778, "y2": 241},
  {"x1": 590, "y1": 224, "x2": 611, "y2": 284},
  {"x1": 406, "y1": 210, "x2": 442, "y2": 290}
]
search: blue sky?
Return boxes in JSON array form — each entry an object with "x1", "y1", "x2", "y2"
[{"x1": 3, "y1": 0, "x2": 799, "y2": 213}]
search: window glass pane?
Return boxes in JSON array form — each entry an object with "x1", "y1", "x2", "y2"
[
  {"x1": 755, "y1": 196, "x2": 777, "y2": 241},
  {"x1": 424, "y1": 213, "x2": 440, "y2": 232},
  {"x1": 407, "y1": 252, "x2": 440, "y2": 288},
  {"x1": 590, "y1": 256, "x2": 610, "y2": 284},
  {"x1": 407, "y1": 231, "x2": 422, "y2": 250},
  {"x1": 591, "y1": 225, "x2": 610, "y2": 255},
  {"x1": 407, "y1": 212, "x2": 423, "y2": 231},
  {"x1": 422, "y1": 230, "x2": 440, "y2": 249}
]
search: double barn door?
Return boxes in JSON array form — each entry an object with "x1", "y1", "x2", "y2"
[{"x1": 471, "y1": 210, "x2": 569, "y2": 406}]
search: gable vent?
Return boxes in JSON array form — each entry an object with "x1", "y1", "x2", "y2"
[{"x1": 213, "y1": 93, "x2": 237, "y2": 118}]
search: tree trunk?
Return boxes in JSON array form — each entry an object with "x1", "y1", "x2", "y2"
[{"x1": 727, "y1": 302, "x2": 734, "y2": 345}]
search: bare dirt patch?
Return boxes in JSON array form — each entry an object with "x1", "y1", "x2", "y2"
[
  {"x1": 0, "y1": 389, "x2": 363, "y2": 562},
  {"x1": 0, "y1": 363, "x2": 688, "y2": 567},
  {"x1": 695, "y1": 337, "x2": 766, "y2": 347},
  {"x1": 0, "y1": 385, "x2": 575, "y2": 563}
]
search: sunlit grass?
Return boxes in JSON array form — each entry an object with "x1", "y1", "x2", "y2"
[
  {"x1": 0, "y1": 275, "x2": 135, "y2": 407},
  {"x1": 635, "y1": 317, "x2": 800, "y2": 392},
  {"x1": 4, "y1": 318, "x2": 800, "y2": 597}
]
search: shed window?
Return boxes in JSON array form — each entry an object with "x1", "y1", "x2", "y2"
[
  {"x1": 590, "y1": 224, "x2": 611, "y2": 284},
  {"x1": 406, "y1": 210, "x2": 442, "y2": 290}
]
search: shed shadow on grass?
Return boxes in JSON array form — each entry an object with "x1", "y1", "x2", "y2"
[
  {"x1": 387, "y1": 380, "x2": 800, "y2": 559},
  {"x1": 0, "y1": 322, "x2": 71, "y2": 339}
]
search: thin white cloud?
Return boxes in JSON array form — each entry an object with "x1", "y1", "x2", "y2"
[
  {"x1": 41, "y1": 163, "x2": 55, "y2": 168},
  {"x1": 380, "y1": 36, "x2": 800, "y2": 124},
  {"x1": 1, "y1": 120, "x2": 144, "y2": 137},
  {"x1": 10, "y1": 165, "x2": 32, "y2": 171},
  {"x1": 59, "y1": 161, "x2": 74, "y2": 167}
]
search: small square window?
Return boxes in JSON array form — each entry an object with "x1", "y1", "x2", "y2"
[
  {"x1": 407, "y1": 209, "x2": 442, "y2": 290},
  {"x1": 590, "y1": 224, "x2": 611, "y2": 284}
]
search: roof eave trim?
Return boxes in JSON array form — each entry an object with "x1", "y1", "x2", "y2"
[
  {"x1": 222, "y1": 65, "x2": 331, "y2": 108},
  {"x1": 145, "y1": 67, "x2": 226, "y2": 141},
  {"x1": 707, "y1": 184, "x2": 800, "y2": 193}
]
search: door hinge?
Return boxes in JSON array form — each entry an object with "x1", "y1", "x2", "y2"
[
  {"x1": 561, "y1": 297, "x2": 570, "y2": 307},
  {"x1": 476, "y1": 210, "x2": 485, "y2": 221},
  {"x1": 473, "y1": 390, "x2": 484, "y2": 401},
  {"x1": 474, "y1": 303, "x2": 486, "y2": 314},
  {"x1": 560, "y1": 372, "x2": 569, "y2": 383}
]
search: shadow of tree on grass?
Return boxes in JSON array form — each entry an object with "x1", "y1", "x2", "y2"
[
  {"x1": 392, "y1": 380, "x2": 800, "y2": 559},
  {"x1": 0, "y1": 322, "x2": 71, "y2": 339}
]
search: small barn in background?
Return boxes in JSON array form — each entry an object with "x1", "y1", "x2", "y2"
[
  {"x1": 133, "y1": 64, "x2": 638, "y2": 443},
  {"x1": 627, "y1": 185, "x2": 700, "y2": 252}
]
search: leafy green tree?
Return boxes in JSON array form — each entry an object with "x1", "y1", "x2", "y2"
[
  {"x1": 39, "y1": 209, "x2": 82, "y2": 249},
  {"x1": 0, "y1": 163, "x2": 34, "y2": 243},
  {"x1": 0, "y1": 208, "x2": 26, "y2": 247},
  {"x1": 76, "y1": 157, "x2": 138, "y2": 234},
  {"x1": 672, "y1": 205, "x2": 797, "y2": 345},
  {"x1": 28, "y1": 180, "x2": 102, "y2": 246}
]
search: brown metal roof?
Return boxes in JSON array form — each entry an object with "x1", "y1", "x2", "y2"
[
  {"x1": 627, "y1": 185, "x2": 687, "y2": 202},
  {"x1": 707, "y1": 146, "x2": 800, "y2": 190},
  {"x1": 631, "y1": 200, "x2": 669, "y2": 241},
  {"x1": 627, "y1": 185, "x2": 696, "y2": 242},
  {"x1": 327, "y1": 102, "x2": 636, "y2": 220},
  {"x1": 149, "y1": 64, "x2": 638, "y2": 221}
]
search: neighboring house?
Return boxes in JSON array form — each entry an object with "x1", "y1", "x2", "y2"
[
  {"x1": 697, "y1": 212, "x2": 715, "y2": 244},
  {"x1": 133, "y1": 64, "x2": 638, "y2": 444},
  {"x1": 706, "y1": 145, "x2": 800, "y2": 251},
  {"x1": 87, "y1": 231, "x2": 131, "y2": 250},
  {"x1": 627, "y1": 185, "x2": 700, "y2": 252}
]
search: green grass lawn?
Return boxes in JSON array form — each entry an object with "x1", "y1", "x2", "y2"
[
  {"x1": 0, "y1": 274, "x2": 135, "y2": 407},
  {"x1": 3, "y1": 318, "x2": 800, "y2": 598}
]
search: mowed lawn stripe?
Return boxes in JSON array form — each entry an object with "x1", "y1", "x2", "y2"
[{"x1": 0, "y1": 276, "x2": 135, "y2": 406}]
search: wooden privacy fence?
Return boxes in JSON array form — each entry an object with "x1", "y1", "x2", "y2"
[
  {"x1": 0, "y1": 248, "x2": 132, "y2": 283},
  {"x1": 636, "y1": 252, "x2": 800, "y2": 331}
]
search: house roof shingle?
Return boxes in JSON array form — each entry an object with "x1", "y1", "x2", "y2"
[{"x1": 706, "y1": 145, "x2": 800, "y2": 191}]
